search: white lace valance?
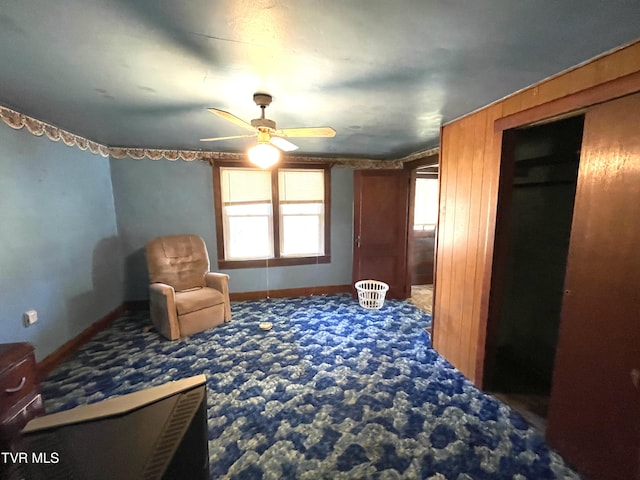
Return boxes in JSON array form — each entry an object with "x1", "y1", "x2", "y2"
[
  {"x1": 0, "y1": 105, "x2": 110, "y2": 157},
  {"x1": 1, "y1": 104, "x2": 431, "y2": 168}
]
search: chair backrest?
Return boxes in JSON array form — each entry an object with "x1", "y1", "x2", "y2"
[{"x1": 145, "y1": 235, "x2": 210, "y2": 291}]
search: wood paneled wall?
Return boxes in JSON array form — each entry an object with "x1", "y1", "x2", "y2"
[{"x1": 433, "y1": 40, "x2": 640, "y2": 385}]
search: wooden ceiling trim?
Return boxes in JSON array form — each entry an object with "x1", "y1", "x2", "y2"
[{"x1": 494, "y1": 69, "x2": 640, "y2": 132}]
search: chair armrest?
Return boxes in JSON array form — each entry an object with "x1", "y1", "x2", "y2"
[
  {"x1": 149, "y1": 283, "x2": 180, "y2": 339},
  {"x1": 204, "y1": 272, "x2": 231, "y2": 321},
  {"x1": 150, "y1": 282, "x2": 175, "y2": 296},
  {"x1": 204, "y1": 272, "x2": 229, "y2": 292}
]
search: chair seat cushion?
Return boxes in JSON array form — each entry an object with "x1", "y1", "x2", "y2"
[{"x1": 175, "y1": 287, "x2": 225, "y2": 316}]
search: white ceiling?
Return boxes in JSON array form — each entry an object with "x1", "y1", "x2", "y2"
[{"x1": 0, "y1": 1, "x2": 638, "y2": 160}]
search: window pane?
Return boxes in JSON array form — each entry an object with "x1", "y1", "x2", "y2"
[
  {"x1": 280, "y1": 201, "x2": 324, "y2": 256},
  {"x1": 221, "y1": 167, "x2": 274, "y2": 261},
  {"x1": 226, "y1": 216, "x2": 273, "y2": 259},
  {"x1": 281, "y1": 215, "x2": 322, "y2": 256},
  {"x1": 414, "y1": 177, "x2": 439, "y2": 229},
  {"x1": 279, "y1": 169, "x2": 324, "y2": 201},
  {"x1": 222, "y1": 168, "x2": 271, "y2": 203}
]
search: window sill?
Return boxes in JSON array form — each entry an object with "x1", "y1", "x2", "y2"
[{"x1": 218, "y1": 255, "x2": 331, "y2": 270}]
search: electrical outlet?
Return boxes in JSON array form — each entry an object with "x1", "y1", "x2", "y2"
[{"x1": 23, "y1": 310, "x2": 38, "y2": 327}]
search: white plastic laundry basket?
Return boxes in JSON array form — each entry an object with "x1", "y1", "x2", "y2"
[{"x1": 355, "y1": 280, "x2": 389, "y2": 310}]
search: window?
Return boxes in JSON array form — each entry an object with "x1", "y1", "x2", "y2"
[
  {"x1": 414, "y1": 176, "x2": 438, "y2": 231},
  {"x1": 220, "y1": 168, "x2": 273, "y2": 260},
  {"x1": 213, "y1": 162, "x2": 331, "y2": 268}
]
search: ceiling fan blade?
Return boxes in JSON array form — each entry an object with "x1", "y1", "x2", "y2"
[
  {"x1": 207, "y1": 108, "x2": 255, "y2": 132},
  {"x1": 270, "y1": 136, "x2": 299, "y2": 152},
  {"x1": 274, "y1": 127, "x2": 336, "y2": 138},
  {"x1": 200, "y1": 133, "x2": 256, "y2": 142}
]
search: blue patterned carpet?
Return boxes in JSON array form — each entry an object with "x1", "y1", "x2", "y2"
[{"x1": 42, "y1": 295, "x2": 580, "y2": 479}]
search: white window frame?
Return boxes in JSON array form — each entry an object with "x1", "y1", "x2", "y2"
[{"x1": 214, "y1": 162, "x2": 331, "y2": 269}]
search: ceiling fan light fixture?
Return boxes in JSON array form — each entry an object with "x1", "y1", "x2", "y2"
[{"x1": 248, "y1": 142, "x2": 280, "y2": 169}]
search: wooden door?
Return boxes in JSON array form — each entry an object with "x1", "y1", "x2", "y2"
[
  {"x1": 353, "y1": 170, "x2": 410, "y2": 299},
  {"x1": 546, "y1": 93, "x2": 640, "y2": 480}
]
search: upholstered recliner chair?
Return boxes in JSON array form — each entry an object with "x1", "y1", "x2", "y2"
[{"x1": 145, "y1": 234, "x2": 231, "y2": 340}]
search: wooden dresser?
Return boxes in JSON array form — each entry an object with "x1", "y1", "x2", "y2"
[{"x1": 0, "y1": 343, "x2": 45, "y2": 453}]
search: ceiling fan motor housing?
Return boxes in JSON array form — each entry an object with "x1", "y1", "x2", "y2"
[
  {"x1": 253, "y1": 93, "x2": 273, "y2": 107},
  {"x1": 251, "y1": 118, "x2": 276, "y2": 130},
  {"x1": 252, "y1": 93, "x2": 276, "y2": 130}
]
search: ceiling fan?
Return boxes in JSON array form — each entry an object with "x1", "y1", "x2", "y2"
[{"x1": 201, "y1": 93, "x2": 336, "y2": 167}]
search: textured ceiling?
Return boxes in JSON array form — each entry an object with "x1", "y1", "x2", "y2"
[{"x1": 0, "y1": 1, "x2": 638, "y2": 160}]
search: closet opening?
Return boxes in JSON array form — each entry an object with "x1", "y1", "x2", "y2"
[{"x1": 487, "y1": 115, "x2": 584, "y2": 432}]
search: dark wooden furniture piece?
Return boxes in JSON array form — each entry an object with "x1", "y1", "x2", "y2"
[
  {"x1": 411, "y1": 230, "x2": 435, "y2": 285},
  {"x1": 0, "y1": 343, "x2": 45, "y2": 453}
]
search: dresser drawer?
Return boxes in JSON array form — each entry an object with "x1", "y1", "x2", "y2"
[
  {"x1": 0, "y1": 356, "x2": 39, "y2": 413},
  {"x1": 0, "y1": 393, "x2": 44, "y2": 445}
]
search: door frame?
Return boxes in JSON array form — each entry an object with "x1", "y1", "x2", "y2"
[
  {"x1": 404, "y1": 154, "x2": 439, "y2": 305},
  {"x1": 484, "y1": 77, "x2": 640, "y2": 387},
  {"x1": 485, "y1": 83, "x2": 640, "y2": 478},
  {"x1": 482, "y1": 129, "x2": 518, "y2": 389}
]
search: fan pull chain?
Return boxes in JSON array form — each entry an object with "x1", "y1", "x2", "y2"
[{"x1": 265, "y1": 256, "x2": 270, "y2": 300}]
